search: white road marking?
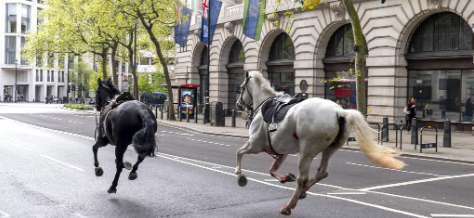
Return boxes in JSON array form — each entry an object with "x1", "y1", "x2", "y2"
[
  {"x1": 0, "y1": 209, "x2": 10, "y2": 218},
  {"x1": 264, "y1": 179, "x2": 279, "y2": 182},
  {"x1": 327, "y1": 192, "x2": 367, "y2": 195},
  {"x1": 360, "y1": 173, "x2": 474, "y2": 191},
  {"x1": 157, "y1": 154, "x2": 429, "y2": 218},
  {"x1": 431, "y1": 215, "x2": 474, "y2": 218},
  {"x1": 74, "y1": 212, "x2": 88, "y2": 218},
  {"x1": 40, "y1": 154, "x2": 85, "y2": 172},
  {"x1": 160, "y1": 130, "x2": 194, "y2": 136},
  {"x1": 187, "y1": 138, "x2": 231, "y2": 147},
  {"x1": 211, "y1": 166, "x2": 222, "y2": 169},
  {"x1": 346, "y1": 162, "x2": 443, "y2": 177}
]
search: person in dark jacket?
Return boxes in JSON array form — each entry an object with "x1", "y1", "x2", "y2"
[{"x1": 406, "y1": 97, "x2": 416, "y2": 134}]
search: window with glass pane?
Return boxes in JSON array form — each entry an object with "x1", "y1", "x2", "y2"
[
  {"x1": 36, "y1": 70, "x2": 39, "y2": 82},
  {"x1": 325, "y1": 70, "x2": 368, "y2": 109},
  {"x1": 21, "y1": 37, "x2": 27, "y2": 65},
  {"x1": 40, "y1": 70, "x2": 43, "y2": 81},
  {"x1": 228, "y1": 72, "x2": 244, "y2": 110},
  {"x1": 52, "y1": 71, "x2": 54, "y2": 82},
  {"x1": 229, "y1": 41, "x2": 245, "y2": 63},
  {"x1": 327, "y1": 24, "x2": 368, "y2": 57},
  {"x1": 48, "y1": 53, "x2": 54, "y2": 67},
  {"x1": 269, "y1": 34, "x2": 294, "y2": 60},
  {"x1": 409, "y1": 13, "x2": 474, "y2": 53},
  {"x1": 269, "y1": 72, "x2": 295, "y2": 96},
  {"x1": 140, "y1": 57, "x2": 150, "y2": 65},
  {"x1": 461, "y1": 70, "x2": 474, "y2": 122},
  {"x1": 5, "y1": 36, "x2": 17, "y2": 64},
  {"x1": 408, "y1": 70, "x2": 462, "y2": 121},
  {"x1": 21, "y1": 5, "x2": 31, "y2": 33},
  {"x1": 6, "y1": 4, "x2": 17, "y2": 33}
]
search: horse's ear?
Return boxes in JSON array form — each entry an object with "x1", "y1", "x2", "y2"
[
  {"x1": 245, "y1": 71, "x2": 249, "y2": 78},
  {"x1": 98, "y1": 78, "x2": 102, "y2": 85}
]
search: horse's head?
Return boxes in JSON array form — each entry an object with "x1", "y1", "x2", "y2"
[
  {"x1": 236, "y1": 71, "x2": 254, "y2": 111},
  {"x1": 95, "y1": 78, "x2": 121, "y2": 111}
]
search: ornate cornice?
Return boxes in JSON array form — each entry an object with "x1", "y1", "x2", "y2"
[{"x1": 330, "y1": 1, "x2": 346, "y2": 21}]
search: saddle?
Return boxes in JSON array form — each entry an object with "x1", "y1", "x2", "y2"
[
  {"x1": 97, "y1": 92, "x2": 135, "y2": 143},
  {"x1": 262, "y1": 93, "x2": 308, "y2": 132}
]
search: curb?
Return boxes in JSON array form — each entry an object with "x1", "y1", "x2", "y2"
[
  {"x1": 60, "y1": 106, "x2": 98, "y2": 115},
  {"x1": 157, "y1": 120, "x2": 474, "y2": 165}
]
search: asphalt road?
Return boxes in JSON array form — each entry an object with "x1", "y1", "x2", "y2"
[{"x1": 0, "y1": 103, "x2": 473, "y2": 218}]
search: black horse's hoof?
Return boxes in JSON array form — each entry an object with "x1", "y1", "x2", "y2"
[
  {"x1": 124, "y1": 161, "x2": 132, "y2": 170},
  {"x1": 287, "y1": 173, "x2": 296, "y2": 182},
  {"x1": 280, "y1": 206, "x2": 291, "y2": 215},
  {"x1": 107, "y1": 187, "x2": 117, "y2": 194},
  {"x1": 237, "y1": 175, "x2": 248, "y2": 187},
  {"x1": 300, "y1": 192, "x2": 307, "y2": 199},
  {"x1": 95, "y1": 167, "x2": 104, "y2": 177},
  {"x1": 129, "y1": 172, "x2": 137, "y2": 180}
]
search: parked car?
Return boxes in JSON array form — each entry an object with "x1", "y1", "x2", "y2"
[
  {"x1": 139, "y1": 92, "x2": 167, "y2": 106},
  {"x1": 89, "y1": 99, "x2": 95, "y2": 105}
]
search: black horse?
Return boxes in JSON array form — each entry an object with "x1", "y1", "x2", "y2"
[{"x1": 93, "y1": 78, "x2": 157, "y2": 193}]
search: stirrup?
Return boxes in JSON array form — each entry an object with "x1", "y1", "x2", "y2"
[{"x1": 268, "y1": 122, "x2": 278, "y2": 132}]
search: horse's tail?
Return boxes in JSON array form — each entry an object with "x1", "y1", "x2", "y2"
[
  {"x1": 132, "y1": 109, "x2": 157, "y2": 157},
  {"x1": 341, "y1": 109, "x2": 406, "y2": 170}
]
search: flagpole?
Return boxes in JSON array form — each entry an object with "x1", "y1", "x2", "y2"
[{"x1": 204, "y1": 0, "x2": 211, "y2": 123}]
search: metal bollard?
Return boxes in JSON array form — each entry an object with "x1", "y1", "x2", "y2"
[
  {"x1": 232, "y1": 109, "x2": 236, "y2": 127},
  {"x1": 167, "y1": 106, "x2": 170, "y2": 120},
  {"x1": 186, "y1": 107, "x2": 190, "y2": 122},
  {"x1": 155, "y1": 106, "x2": 158, "y2": 119},
  {"x1": 160, "y1": 105, "x2": 164, "y2": 120},
  {"x1": 411, "y1": 118, "x2": 418, "y2": 144},
  {"x1": 222, "y1": 109, "x2": 226, "y2": 126},
  {"x1": 203, "y1": 107, "x2": 207, "y2": 124},
  {"x1": 382, "y1": 117, "x2": 389, "y2": 142},
  {"x1": 443, "y1": 119, "x2": 451, "y2": 147},
  {"x1": 194, "y1": 106, "x2": 198, "y2": 123},
  {"x1": 179, "y1": 106, "x2": 183, "y2": 122}
]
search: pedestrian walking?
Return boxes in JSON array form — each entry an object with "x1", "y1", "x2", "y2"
[
  {"x1": 405, "y1": 97, "x2": 416, "y2": 134},
  {"x1": 336, "y1": 99, "x2": 343, "y2": 108},
  {"x1": 464, "y1": 98, "x2": 473, "y2": 121}
]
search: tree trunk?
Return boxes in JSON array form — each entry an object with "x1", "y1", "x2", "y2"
[
  {"x1": 342, "y1": 0, "x2": 367, "y2": 116},
  {"x1": 138, "y1": 16, "x2": 176, "y2": 121},
  {"x1": 111, "y1": 42, "x2": 119, "y2": 86},
  {"x1": 101, "y1": 49, "x2": 108, "y2": 80},
  {"x1": 128, "y1": 51, "x2": 139, "y2": 99}
]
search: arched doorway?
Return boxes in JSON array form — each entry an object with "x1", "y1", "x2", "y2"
[
  {"x1": 266, "y1": 33, "x2": 295, "y2": 96},
  {"x1": 198, "y1": 46, "x2": 208, "y2": 105},
  {"x1": 324, "y1": 24, "x2": 368, "y2": 109},
  {"x1": 226, "y1": 40, "x2": 245, "y2": 111},
  {"x1": 406, "y1": 12, "x2": 474, "y2": 130}
]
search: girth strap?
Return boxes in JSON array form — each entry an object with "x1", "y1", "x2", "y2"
[{"x1": 266, "y1": 125, "x2": 281, "y2": 159}]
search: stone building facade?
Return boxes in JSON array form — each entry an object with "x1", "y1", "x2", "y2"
[{"x1": 174, "y1": 0, "x2": 474, "y2": 130}]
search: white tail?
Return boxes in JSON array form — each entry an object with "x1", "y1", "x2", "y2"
[{"x1": 343, "y1": 110, "x2": 406, "y2": 170}]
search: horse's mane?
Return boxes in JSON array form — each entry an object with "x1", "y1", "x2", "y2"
[
  {"x1": 96, "y1": 78, "x2": 120, "y2": 96},
  {"x1": 249, "y1": 71, "x2": 284, "y2": 97}
]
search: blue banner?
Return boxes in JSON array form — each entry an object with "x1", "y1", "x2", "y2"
[
  {"x1": 174, "y1": 5, "x2": 193, "y2": 48},
  {"x1": 242, "y1": 0, "x2": 265, "y2": 40},
  {"x1": 200, "y1": 0, "x2": 223, "y2": 45}
]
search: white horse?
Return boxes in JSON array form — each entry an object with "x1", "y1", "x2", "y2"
[{"x1": 235, "y1": 71, "x2": 406, "y2": 215}]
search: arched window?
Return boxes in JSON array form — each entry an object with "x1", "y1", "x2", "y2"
[
  {"x1": 409, "y1": 13, "x2": 473, "y2": 53},
  {"x1": 406, "y1": 13, "x2": 474, "y2": 125},
  {"x1": 324, "y1": 24, "x2": 368, "y2": 109},
  {"x1": 227, "y1": 41, "x2": 245, "y2": 111},
  {"x1": 198, "y1": 46, "x2": 208, "y2": 104},
  {"x1": 267, "y1": 33, "x2": 295, "y2": 95}
]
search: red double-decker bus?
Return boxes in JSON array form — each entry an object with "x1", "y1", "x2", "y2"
[{"x1": 332, "y1": 79, "x2": 368, "y2": 109}]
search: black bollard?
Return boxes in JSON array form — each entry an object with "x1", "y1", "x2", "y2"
[
  {"x1": 155, "y1": 106, "x2": 158, "y2": 119},
  {"x1": 411, "y1": 118, "x2": 418, "y2": 145},
  {"x1": 443, "y1": 119, "x2": 451, "y2": 147},
  {"x1": 222, "y1": 109, "x2": 226, "y2": 126},
  {"x1": 232, "y1": 109, "x2": 236, "y2": 127},
  {"x1": 194, "y1": 106, "x2": 198, "y2": 123},
  {"x1": 382, "y1": 117, "x2": 389, "y2": 142},
  {"x1": 179, "y1": 106, "x2": 183, "y2": 122},
  {"x1": 166, "y1": 106, "x2": 170, "y2": 120}
]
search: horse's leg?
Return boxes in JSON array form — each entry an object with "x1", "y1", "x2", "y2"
[
  {"x1": 281, "y1": 154, "x2": 313, "y2": 215},
  {"x1": 269, "y1": 154, "x2": 295, "y2": 183},
  {"x1": 108, "y1": 144, "x2": 127, "y2": 194},
  {"x1": 235, "y1": 140, "x2": 255, "y2": 187},
  {"x1": 92, "y1": 142, "x2": 106, "y2": 177},
  {"x1": 128, "y1": 154, "x2": 145, "y2": 180}
]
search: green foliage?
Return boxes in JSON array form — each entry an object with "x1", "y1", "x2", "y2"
[
  {"x1": 138, "y1": 71, "x2": 168, "y2": 94},
  {"x1": 64, "y1": 104, "x2": 94, "y2": 110}
]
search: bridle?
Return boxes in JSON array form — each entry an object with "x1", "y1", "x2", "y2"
[{"x1": 237, "y1": 76, "x2": 253, "y2": 108}]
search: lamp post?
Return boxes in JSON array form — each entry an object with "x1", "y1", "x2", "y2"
[{"x1": 14, "y1": 60, "x2": 18, "y2": 103}]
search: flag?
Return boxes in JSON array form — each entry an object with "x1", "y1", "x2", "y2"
[
  {"x1": 242, "y1": 0, "x2": 266, "y2": 40},
  {"x1": 174, "y1": 4, "x2": 193, "y2": 48},
  {"x1": 200, "y1": 0, "x2": 223, "y2": 45},
  {"x1": 381, "y1": 0, "x2": 386, "y2": 3}
]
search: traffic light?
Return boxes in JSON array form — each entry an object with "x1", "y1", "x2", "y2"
[{"x1": 71, "y1": 84, "x2": 76, "y2": 91}]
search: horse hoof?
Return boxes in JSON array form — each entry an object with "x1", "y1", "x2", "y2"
[
  {"x1": 129, "y1": 172, "x2": 137, "y2": 180},
  {"x1": 280, "y1": 206, "x2": 291, "y2": 215},
  {"x1": 107, "y1": 187, "x2": 117, "y2": 194},
  {"x1": 286, "y1": 173, "x2": 296, "y2": 182},
  {"x1": 300, "y1": 192, "x2": 307, "y2": 199},
  {"x1": 237, "y1": 175, "x2": 248, "y2": 187},
  {"x1": 95, "y1": 167, "x2": 104, "y2": 177},
  {"x1": 124, "y1": 161, "x2": 132, "y2": 170}
]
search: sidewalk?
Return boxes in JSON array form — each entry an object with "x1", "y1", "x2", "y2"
[{"x1": 154, "y1": 110, "x2": 474, "y2": 164}]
